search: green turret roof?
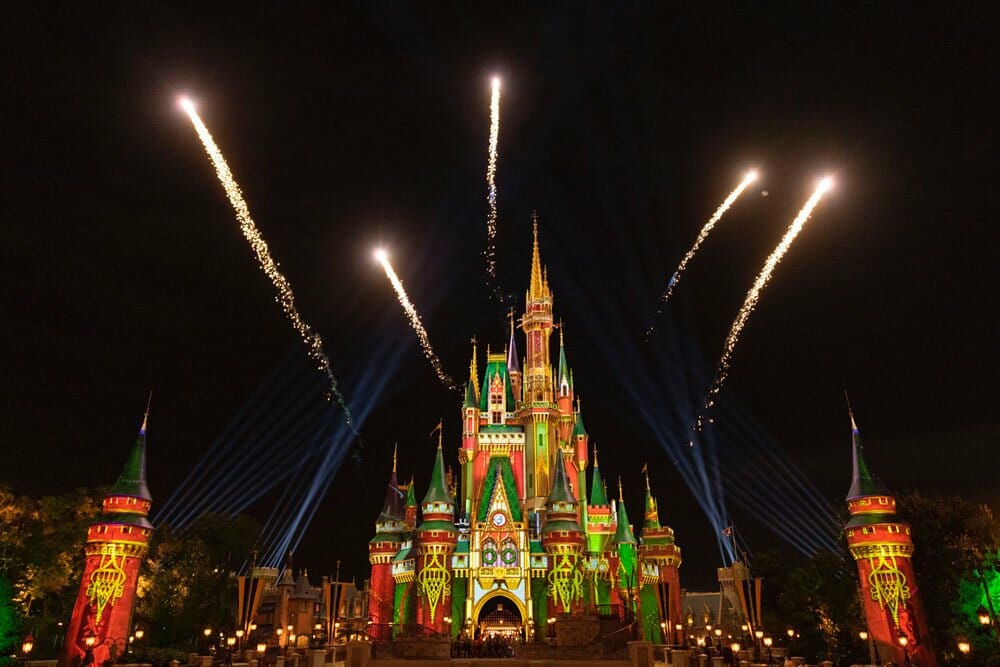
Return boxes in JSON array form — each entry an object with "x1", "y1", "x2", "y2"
[
  {"x1": 110, "y1": 419, "x2": 152, "y2": 501},
  {"x1": 405, "y1": 477, "x2": 417, "y2": 507},
  {"x1": 422, "y1": 444, "x2": 452, "y2": 505},
  {"x1": 572, "y1": 411, "x2": 588, "y2": 438},
  {"x1": 614, "y1": 491, "x2": 638, "y2": 545},
  {"x1": 643, "y1": 489, "x2": 660, "y2": 530},
  {"x1": 464, "y1": 381, "x2": 478, "y2": 409},
  {"x1": 846, "y1": 415, "x2": 888, "y2": 500},
  {"x1": 590, "y1": 448, "x2": 608, "y2": 506},
  {"x1": 479, "y1": 357, "x2": 516, "y2": 412},
  {"x1": 557, "y1": 330, "x2": 571, "y2": 390}
]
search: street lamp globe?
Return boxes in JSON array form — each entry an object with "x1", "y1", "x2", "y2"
[
  {"x1": 203, "y1": 628, "x2": 212, "y2": 637},
  {"x1": 755, "y1": 629, "x2": 764, "y2": 640},
  {"x1": 786, "y1": 628, "x2": 795, "y2": 639},
  {"x1": 898, "y1": 636, "x2": 908, "y2": 647},
  {"x1": 763, "y1": 637, "x2": 773, "y2": 648},
  {"x1": 22, "y1": 634, "x2": 34, "y2": 655},
  {"x1": 731, "y1": 642, "x2": 741, "y2": 653},
  {"x1": 978, "y1": 606, "x2": 991, "y2": 626},
  {"x1": 135, "y1": 629, "x2": 145, "y2": 640},
  {"x1": 957, "y1": 640, "x2": 971, "y2": 655},
  {"x1": 715, "y1": 629, "x2": 722, "y2": 638},
  {"x1": 859, "y1": 630, "x2": 868, "y2": 641}
]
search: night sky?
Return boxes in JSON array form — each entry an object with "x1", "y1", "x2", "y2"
[{"x1": 3, "y1": 4, "x2": 997, "y2": 589}]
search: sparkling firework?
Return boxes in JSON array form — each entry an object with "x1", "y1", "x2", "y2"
[
  {"x1": 646, "y1": 170, "x2": 758, "y2": 338},
  {"x1": 698, "y1": 177, "x2": 834, "y2": 428},
  {"x1": 485, "y1": 76, "x2": 501, "y2": 296},
  {"x1": 374, "y1": 248, "x2": 458, "y2": 389},
  {"x1": 178, "y1": 97, "x2": 357, "y2": 433}
]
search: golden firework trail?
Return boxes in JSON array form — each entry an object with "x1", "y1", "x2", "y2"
[
  {"x1": 178, "y1": 97, "x2": 357, "y2": 433},
  {"x1": 374, "y1": 249, "x2": 458, "y2": 390},
  {"x1": 646, "y1": 170, "x2": 758, "y2": 339},
  {"x1": 485, "y1": 76, "x2": 501, "y2": 296},
  {"x1": 698, "y1": 177, "x2": 834, "y2": 428}
]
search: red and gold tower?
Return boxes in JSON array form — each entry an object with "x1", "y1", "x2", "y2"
[
  {"x1": 844, "y1": 413, "x2": 936, "y2": 666},
  {"x1": 368, "y1": 446, "x2": 405, "y2": 628},
  {"x1": 414, "y1": 439, "x2": 458, "y2": 632},
  {"x1": 60, "y1": 411, "x2": 152, "y2": 667}
]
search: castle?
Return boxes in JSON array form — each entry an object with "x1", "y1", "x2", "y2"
[{"x1": 367, "y1": 223, "x2": 683, "y2": 643}]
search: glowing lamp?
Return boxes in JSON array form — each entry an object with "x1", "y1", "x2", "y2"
[
  {"x1": 740, "y1": 623, "x2": 748, "y2": 632},
  {"x1": 786, "y1": 628, "x2": 795, "y2": 638},
  {"x1": 731, "y1": 642, "x2": 741, "y2": 653},
  {"x1": 22, "y1": 634, "x2": 34, "y2": 655},
  {"x1": 236, "y1": 629, "x2": 244, "y2": 638},
  {"x1": 334, "y1": 622, "x2": 340, "y2": 629},
  {"x1": 958, "y1": 640, "x2": 971, "y2": 654},
  {"x1": 129, "y1": 636, "x2": 135, "y2": 644},
  {"x1": 256, "y1": 643, "x2": 267, "y2": 654},
  {"x1": 287, "y1": 625, "x2": 294, "y2": 632},
  {"x1": 660, "y1": 622, "x2": 666, "y2": 630},
  {"x1": 675, "y1": 623, "x2": 683, "y2": 631},
  {"x1": 276, "y1": 628, "x2": 283, "y2": 636},
  {"x1": 763, "y1": 637, "x2": 773, "y2": 648},
  {"x1": 203, "y1": 627, "x2": 212, "y2": 637},
  {"x1": 858, "y1": 630, "x2": 868, "y2": 641},
  {"x1": 135, "y1": 629, "x2": 145, "y2": 640},
  {"x1": 227, "y1": 637, "x2": 236, "y2": 647},
  {"x1": 978, "y1": 605, "x2": 991, "y2": 625},
  {"x1": 898, "y1": 636, "x2": 908, "y2": 647},
  {"x1": 250, "y1": 623, "x2": 258, "y2": 631},
  {"x1": 714, "y1": 628, "x2": 722, "y2": 637},
  {"x1": 85, "y1": 636, "x2": 96, "y2": 648}
]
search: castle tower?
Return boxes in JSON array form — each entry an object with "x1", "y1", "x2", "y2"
[
  {"x1": 404, "y1": 476, "x2": 418, "y2": 531},
  {"x1": 522, "y1": 218, "x2": 556, "y2": 505},
  {"x1": 844, "y1": 412, "x2": 936, "y2": 666},
  {"x1": 461, "y1": 344, "x2": 480, "y2": 520},
  {"x1": 414, "y1": 438, "x2": 458, "y2": 632},
  {"x1": 60, "y1": 410, "x2": 153, "y2": 667},
  {"x1": 638, "y1": 470, "x2": 683, "y2": 643},
  {"x1": 368, "y1": 448, "x2": 405, "y2": 628},
  {"x1": 612, "y1": 480, "x2": 639, "y2": 615},
  {"x1": 541, "y1": 455, "x2": 585, "y2": 615}
]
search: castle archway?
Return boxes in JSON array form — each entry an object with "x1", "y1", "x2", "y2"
[{"x1": 473, "y1": 591, "x2": 524, "y2": 638}]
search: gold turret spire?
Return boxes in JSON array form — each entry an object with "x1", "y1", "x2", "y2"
[
  {"x1": 618, "y1": 476, "x2": 624, "y2": 502},
  {"x1": 469, "y1": 336, "x2": 479, "y2": 396},
  {"x1": 529, "y1": 213, "x2": 547, "y2": 300},
  {"x1": 592, "y1": 443, "x2": 599, "y2": 467},
  {"x1": 140, "y1": 390, "x2": 152, "y2": 434},
  {"x1": 393, "y1": 443, "x2": 398, "y2": 473}
]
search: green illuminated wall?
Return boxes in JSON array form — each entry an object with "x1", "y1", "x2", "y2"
[
  {"x1": 639, "y1": 584, "x2": 663, "y2": 643},
  {"x1": 450, "y1": 578, "x2": 467, "y2": 639}
]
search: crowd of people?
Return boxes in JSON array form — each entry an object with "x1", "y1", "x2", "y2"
[{"x1": 450, "y1": 633, "x2": 517, "y2": 658}]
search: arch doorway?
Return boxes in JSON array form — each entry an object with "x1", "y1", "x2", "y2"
[{"x1": 476, "y1": 594, "x2": 523, "y2": 639}]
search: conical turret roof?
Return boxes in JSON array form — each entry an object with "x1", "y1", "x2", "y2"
[
  {"x1": 507, "y1": 317, "x2": 520, "y2": 374},
  {"x1": 422, "y1": 442, "x2": 452, "y2": 505},
  {"x1": 643, "y1": 472, "x2": 661, "y2": 530},
  {"x1": 846, "y1": 413, "x2": 888, "y2": 500},
  {"x1": 110, "y1": 411, "x2": 152, "y2": 501},
  {"x1": 546, "y1": 454, "x2": 577, "y2": 506},
  {"x1": 614, "y1": 480, "x2": 638, "y2": 544},
  {"x1": 590, "y1": 446, "x2": 608, "y2": 506}
]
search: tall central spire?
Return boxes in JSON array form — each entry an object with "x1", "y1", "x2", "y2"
[{"x1": 528, "y1": 213, "x2": 548, "y2": 301}]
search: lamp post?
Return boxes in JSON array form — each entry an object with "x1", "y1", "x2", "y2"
[
  {"x1": 899, "y1": 636, "x2": 911, "y2": 667},
  {"x1": 235, "y1": 628, "x2": 245, "y2": 652},
  {"x1": 763, "y1": 636, "x2": 773, "y2": 665},
  {"x1": 20, "y1": 633, "x2": 34, "y2": 667},
  {"x1": 82, "y1": 635, "x2": 96, "y2": 667},
  {"x1": 754, "y1": 628, "x2": 764, "y2": 661},
  {"x1": 714, "y1": 628, "x2": 723, "y2": 654},
  {"x1": 202, "y1": 627, "x2": 213, "y2": 655},
  {"x1": 729, "y1": 642, "x2": 740, "y2": 667},
  {"x1": 675, "y1": 623, "x2": 684, "y2": 647}
]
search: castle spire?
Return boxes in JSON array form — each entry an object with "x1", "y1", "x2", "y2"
[
  {"x1": 529, "y1": 213, "x2": 547, "y2": 301},
  {"x1": 506, "y1": 310, "x2": 520, "y2": 373},
  {"x1": 392, "y1": 443, "x2": 398, "y2": 473},
  {"x1": 590, "y1": 444, "x2": 608, "y2": 506},
  {"x1": 140, "y1": 390, "x2": 151, "y2": 435},
  {"x1": 846, "y1": 410, "x2": 886, "y2": 500},
  {"x1": 643, "y1": 465, "x2": 661, "y2": 530},
  {"x1": 469, "y1": 337, "x2": 479, "y2": 397},
  {"x1": 111, "y1": 402, "x2": 152, "y2": 502},
  {"x1": 614, "y1": 478, "x2": 638, "y2": 545}
]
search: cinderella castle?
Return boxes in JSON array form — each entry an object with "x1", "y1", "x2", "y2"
[{"x1": 367, "y1": 223, "x2": 684, "y2": 644}]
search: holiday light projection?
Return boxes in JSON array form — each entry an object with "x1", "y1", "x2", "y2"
[{"x1": 178, "y1": 97, "x2": 357, "y2": 433}]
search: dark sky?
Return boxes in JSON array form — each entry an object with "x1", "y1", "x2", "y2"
[{"x1": 2, "y1": 3, "x2": 997, "y2": 589}]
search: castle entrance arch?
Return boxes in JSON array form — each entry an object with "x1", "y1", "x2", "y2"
[{"x1": 474, "y1": 591, "x2": 524, "y2": 639}]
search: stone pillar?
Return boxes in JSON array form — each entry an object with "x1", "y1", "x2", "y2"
[
  {"x1": 671, "y1": 648, "x2": 691, "y2": 667},
  {"x1": 198, "y1": 656, "x2": 213, "y2": 667},
  {"x1": 697, "y1": 653, "x2": 708, "y2": 667},
  {"x1": 307, "y1": 650, "x2": 326, "y2": 667},
  {"x1": 345, "y1": 641, "x2": 371, "y2": 667},
  {"x1": 711, "y1": 657, "x2": 724, "y2": 667},
  {"x1": 275, "y1": 656, "x2": 285, "y2": 667},
  {"x1": 628, "y1": 641, "x2": 654, "y2": 667}
]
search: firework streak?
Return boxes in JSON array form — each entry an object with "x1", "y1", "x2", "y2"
[
  {"x1": 374, "y1": 249, "x2": 458, "y2": 390},
  {"x1": 485, "y1": 77, "x2": 501, "y2": 298},
  {"x1": 178, "y1": 98, "x2": 357, "y2": 433},
  {"x1": 700, "y1": 178, "x2": 833, "y2": 423},
  {"x1": 646, "y1": 170, "x2": 758, "y2": 339}
]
